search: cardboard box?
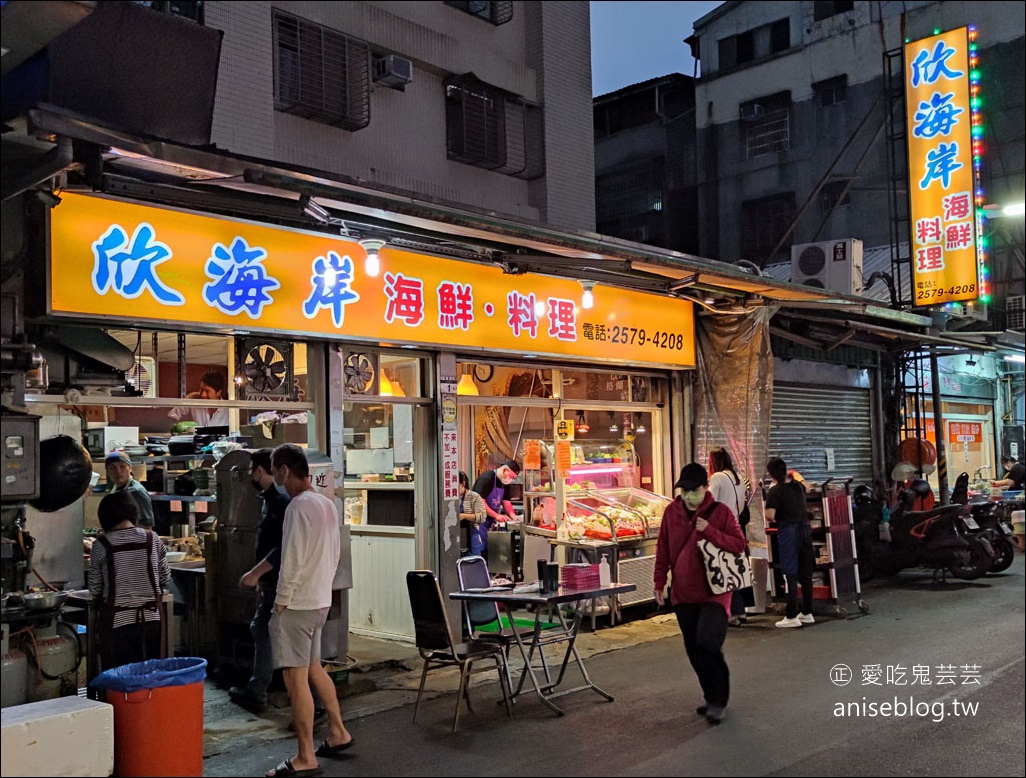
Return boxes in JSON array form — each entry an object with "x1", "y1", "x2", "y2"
[{"x1": 240, "y1": 423, "x2": 307, "y2": 447}]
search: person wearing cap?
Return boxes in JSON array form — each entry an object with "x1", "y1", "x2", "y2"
[
  {"x1": 471, "y1": 459, "x2": 521, "y2": 558},
  {"x1": 105, "y1": 450, "x2": 155, "y2": 528},
  {"x1": 653, "y1": 462, "x2": 746, "y2": 725}
]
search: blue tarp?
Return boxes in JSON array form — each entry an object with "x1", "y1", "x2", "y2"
[{"x1": 91, "y1": 657, "x2": 207, "y2": 693}]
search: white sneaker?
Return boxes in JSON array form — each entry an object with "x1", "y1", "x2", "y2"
[
  {"x1": 797, "y1": 613, "x2": 815, "y2": 624},
  {"x1": 775, "y1": 616, "x2": 803, "y2": 628}
]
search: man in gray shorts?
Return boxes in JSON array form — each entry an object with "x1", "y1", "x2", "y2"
[{"x1": 265, "y1": 444, "x2": 353, "y2": 778}]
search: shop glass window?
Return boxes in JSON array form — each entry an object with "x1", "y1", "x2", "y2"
[
  {"x1": 456, "y1": 363, "x2": 553, "y2": 398},
  {"x1": 75, "y1": 330, "x2": 314, "y2": 440}
]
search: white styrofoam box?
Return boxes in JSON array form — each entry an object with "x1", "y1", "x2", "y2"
[{"x1": 1, "y1": 696, "x2": 113, "y2": 777}]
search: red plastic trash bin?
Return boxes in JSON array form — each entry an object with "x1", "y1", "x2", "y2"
[{"x1": 92, "y1": 657, "x2": 207, "y2": 777}]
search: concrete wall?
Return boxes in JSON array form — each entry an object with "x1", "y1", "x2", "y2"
[
  {"x1": 205, "y1": 1, "x2": 595, "y2": 230},
  {"x1": 692, "y1": 1, "x2": 1025, "y2": 264}
]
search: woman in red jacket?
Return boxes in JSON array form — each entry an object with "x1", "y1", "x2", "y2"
[{"x1": 654, "y1": 462, "x2": 746, "y2": 725}]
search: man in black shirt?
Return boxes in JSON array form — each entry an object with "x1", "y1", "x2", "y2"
[
  {"x1": 993, "y1": 455, "x2": 1025, "y2": 491},
  {"x1": 232, "y1": 449, "x2": 291, "y2": 711},
  {"x1": 764, "y1": 457, "x2": 816, "y2": 629}
]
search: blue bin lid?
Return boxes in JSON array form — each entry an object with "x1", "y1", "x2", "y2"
[{"x1": 91, "y1": 656, "x2": 207, "y2": 693}]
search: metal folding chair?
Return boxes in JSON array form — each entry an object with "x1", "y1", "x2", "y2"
[
  {"x1": 405, "y1": 570, "x2": 512, "y2": 732},
  {"x1": 455, "y1": 555, "x2": 551, "y2": 695}
]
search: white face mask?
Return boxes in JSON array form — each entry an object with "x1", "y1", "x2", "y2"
[{"x1": 683, "y1": 488, "x2": 705, "y2": 509}]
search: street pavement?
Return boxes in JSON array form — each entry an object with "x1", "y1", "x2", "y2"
[{"x1": 202, "y1": 554, "x2": 1026, "y2": 777}]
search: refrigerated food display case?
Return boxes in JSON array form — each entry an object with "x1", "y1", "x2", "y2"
[{"x1": 564, "y1": 489, "x2": 669, "y2": 609}]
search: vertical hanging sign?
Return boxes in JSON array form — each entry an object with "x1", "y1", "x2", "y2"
[{"x1": 904, "y1": 27, "x2": 980, "y2": 306}]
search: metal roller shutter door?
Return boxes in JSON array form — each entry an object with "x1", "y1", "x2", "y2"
[{"x1": 769, "y1": 383, "x2": 873, "y2": 485}]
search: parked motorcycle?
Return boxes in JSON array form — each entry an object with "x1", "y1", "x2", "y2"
[
  {"x1": 948, "y1": 470, "x2": 1013, "y2": 575},
  {"x1": 853, "y1": 484, "x2": 990, "y2": 581},
  {"x1": 967, "y1": 500, "x2": 1017, "y2": 574}
]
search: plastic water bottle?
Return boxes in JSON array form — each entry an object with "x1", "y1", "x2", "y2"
[{"x1": 599, "y1": 554, "x2": 612, "y2": 587}]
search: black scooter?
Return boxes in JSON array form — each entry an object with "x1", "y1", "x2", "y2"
[
  {"x1": 967, "y1": 500, "x2": 1017, "y2": 574},
  {"x1": 853, "y1": 489, "x2": 986, "y2": 581}
]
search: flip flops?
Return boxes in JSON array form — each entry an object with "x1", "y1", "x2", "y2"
[
  {"x1": 315, "y1": 737, "x2": 355, "y2": 758},
  {"x1": 265, "y1": 757, "x2": 323, "y2": 777}
]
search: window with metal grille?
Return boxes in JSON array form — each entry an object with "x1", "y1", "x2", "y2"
[
  {"x1": 444, "y1": 0, "x2": 513, "y2": 25},
  {"x1": 1008, "y1": 295, "x2": 1025, "y2": 331},
  {"x1": 813, "y1": 75, "x2": 847, "y2": 106},
  {"x1": 273, "y1": 11, "x2": 370, "y2": 132},
  {"x1": 814, "y1": 1, "x2": 855, "y2": 22},
  {"x1": 596, "y1": 159, "x2": 665, "y2": 245},
  {"x1": 741, "y1": 193, "x2": 796, "y2": 266},
  {"x1": 744, "y1": 92, "x2": 791, "y2": 158},
  {"x1": 133, "y1": 1, "x2": 204, "y2": 23},
  {"x1": 445, "y1": 73, "x2": 544, "y2": 179}
]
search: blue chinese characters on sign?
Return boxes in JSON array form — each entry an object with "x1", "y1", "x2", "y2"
[
  {"x1": 909, "y1": 40, "x2": 964, "y2": 87},
  {"x1": 303, "y1": 250, "x2": 360, "y2": 328},
  {"x1": 912, "y1": 92, "x2": 963, "y2": 139},
  {"x1": 91, "y1": 223, "x2": 184, "y2": 304},
  {"x1": 202, "y1": 236, "x2": 280, "y2": 318},
  {"x1": 909, "y1": 39, "x2": 966, "y2": 192}
]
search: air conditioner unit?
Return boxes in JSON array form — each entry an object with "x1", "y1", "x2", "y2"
[
  {"x1": 740, "y1": 103, "x2": 764, "y2": 122},
  {"x1": 126, "y1": 356, "x2": 158, "y2": 398},
  {"x1": 1008, "y1": 295, "x2": 1025, "y2": 331},
  {"x1": 373, "y1": 55, "x2": 413, "y2": 89},
  {"x1": 790, "y1": 239, "x2": 864, "y2": 295}
]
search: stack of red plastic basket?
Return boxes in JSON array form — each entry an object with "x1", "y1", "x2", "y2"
[{"x1": 560, "y1": 562, "x2": 600, "y2": 589}]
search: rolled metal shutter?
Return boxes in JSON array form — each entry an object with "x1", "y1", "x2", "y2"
[{"x1": 769, "y1": 383, "x2": 873, "y2": 485}]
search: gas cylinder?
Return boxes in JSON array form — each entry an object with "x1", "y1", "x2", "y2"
[
  {"x1": 1, "y1": 631, "x2": 28, "y2": 708},
  {"x1": 25, "y1": 621, "x2": 80, "y2": 701}
]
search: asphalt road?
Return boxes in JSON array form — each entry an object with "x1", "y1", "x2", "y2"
[{"x1": 204, "y1": 554, "x2": 1025, "y2": 777}]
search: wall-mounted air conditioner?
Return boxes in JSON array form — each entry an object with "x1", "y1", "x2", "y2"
[
  {"x1": 740, "y1": 102, "x2": 764, "y2": 121},
  {"x1": 790, "y1": 238, "x2": 864, "y2": 295},
  {"x1": 373, "y1": 55, "x2": 413, "y2": 89}
]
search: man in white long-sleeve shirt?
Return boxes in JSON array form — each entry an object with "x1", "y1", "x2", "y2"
[{"x1": 266, "y1": 444, "x2": 353, "y2": 778}]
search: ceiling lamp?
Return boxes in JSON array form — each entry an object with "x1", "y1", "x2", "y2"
[
  {"x1": 580, "y1": 280, "x2": 596, "y2": 310},
  {"x1": 359, "y1": 238, "x2": 386, "y2": 277},
  {"x1": 635, "y1": 415, "x2": 647, "y2": 434},
  {"x1": 608, "y1": 412, "x2": 618, "y2": 434},
  {"x1": 457, "y1": 373, "x2": 479, "y2": 395},
  {"x1": 576, "y1": 411, "x2": 590, "y2": 434}
]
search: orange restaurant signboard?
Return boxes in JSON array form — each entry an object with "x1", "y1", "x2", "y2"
[
  {"x1": 48, "y1": 193, "x2": 695, "y2": 368},
  {"x1": 904, "y1": 27, "x2": 979, "y2": 306}
]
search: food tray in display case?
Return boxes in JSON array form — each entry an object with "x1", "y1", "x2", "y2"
[
  {"x1": 565, "y1": 495, "x2": 647, "y2": 542},
  {"x1": 584, "y1": 487, "x2": 670, "y2": 536}
]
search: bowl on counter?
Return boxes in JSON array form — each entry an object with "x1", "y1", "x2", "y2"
[
  {"x1": 165, "y1": 551, "x2": 187, "y2": 564},
  {"x1": 24, "y1": 591, "x2": 68, "y2": 610}
]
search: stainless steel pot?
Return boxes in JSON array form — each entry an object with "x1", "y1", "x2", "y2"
[{"x1": 23, "y1": 591, "x2": 68, "y2": 610}]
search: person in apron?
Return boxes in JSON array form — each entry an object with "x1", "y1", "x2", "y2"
[
  {"x1": 470, "y1": 459, "x2": 521, "y2": 557},
  {"x1": 87, "y1": 491, "x2": 171, "y2": 672}
]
